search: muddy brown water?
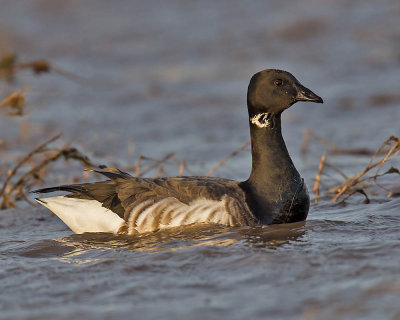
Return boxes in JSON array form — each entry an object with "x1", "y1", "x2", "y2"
[{"x1": 0, "y1": 1, "x2": 400, "y2": 319}]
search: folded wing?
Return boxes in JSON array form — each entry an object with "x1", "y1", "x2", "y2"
[{"x1": 34, "y1": 169, "x2": 257, "y2": 234}]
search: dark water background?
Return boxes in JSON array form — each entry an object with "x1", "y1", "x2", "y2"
[{"x1": 0, "y1": 1, "x2": 400, "y2": 319}]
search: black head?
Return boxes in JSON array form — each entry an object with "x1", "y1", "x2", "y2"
[{"x1": 247, "y1": 69, "x2": 323, "y2": 116}]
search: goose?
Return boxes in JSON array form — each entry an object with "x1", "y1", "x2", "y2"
[{"x1": 34, "y1": 69, "x2": 323, "y2": 234}]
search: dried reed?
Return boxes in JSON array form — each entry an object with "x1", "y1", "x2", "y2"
[
  {"x1": 309, "y1": 134, "x2": 400, "y2": 203},
  {"x1": 0, "y1": 89, "x2": 28, "y2": 116},
  {"x1": 205, "y1": 140, "x2": 250, "y2": 176},
  {"x1": 136, "y1": 152, "x2": 175, "y2": 177},
  {"x1": 312, "y1": 152, "x2": 326, "y2": 203},
  {"x1": 331, "y1": 136, "x2": 400, "y2": 202},
  {"x1": 301, "y1": 129, "x2": 377, "y2": 156},
  {"x1": 0, "y1": 52, "x2": 87, "y2": 84},
  {"x1": 0, "y1": 134, "x2": 93, "y2": 209}
]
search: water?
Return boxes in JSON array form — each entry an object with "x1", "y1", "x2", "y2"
[{"x1": 1, "y1": 1, "x2": 400, "y2": 319}]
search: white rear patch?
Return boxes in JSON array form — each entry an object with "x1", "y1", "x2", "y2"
[
  {"x1": 250, "y1": 112, "x2": 271, "y2": 128},
  {"x1": 36, "y1": 196, "x2": 124, "y2": 234}
]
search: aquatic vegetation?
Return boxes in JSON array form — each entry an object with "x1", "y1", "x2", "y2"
[
  {"x1": 0, "y1": 52, "x2": 52, "y2": 81},
  {"x1": 301, "y1": 128, "x2": 379, "y2": 156},
  {"x1": 311, "y1": 134, "x2": 400, "y2": 203},
  {"x1": 0, "y1": 135, "x2": 93, "y2": 209},
  {"x1": 0, "y1": 89, "x2": 28, "y2": 116},
  {"x1": 0, "y1": 51, "x2": 85, "y2": 83},
  {"x1": 0, "y1": 50, "x2": 94, "y2": 209},
  {"x1": 0, "y1": 52, "x2": 17, "y2": 81}
]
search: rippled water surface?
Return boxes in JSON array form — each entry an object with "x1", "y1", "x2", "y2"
[
  {"x1": 1, "y1": 1, "x2": 400, "y2": 319},
  {"x1": 2, "y1": 202, "x2": 400, "y2": 320}
]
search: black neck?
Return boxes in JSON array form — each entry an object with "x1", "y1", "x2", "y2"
[{"x1": 241, "y1": 112, "x2": 302, "y2": 211}]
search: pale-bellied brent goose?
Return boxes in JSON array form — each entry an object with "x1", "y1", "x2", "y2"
[{"x1": 34, "y1": 69, "x2": 323, "y2": 234}]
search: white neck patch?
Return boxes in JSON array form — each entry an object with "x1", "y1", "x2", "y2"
[{"x1": 250, "y1": 112, "x2": 272, "y2": 128}]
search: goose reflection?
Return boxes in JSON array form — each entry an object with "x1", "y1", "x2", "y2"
[{"x1": 59, "y1": 222, "x2": 307, "y2": 253}]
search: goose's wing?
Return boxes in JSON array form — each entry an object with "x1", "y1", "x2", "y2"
[{"x1": 34, "y1": 169, "x2": 257, "y2": 233}]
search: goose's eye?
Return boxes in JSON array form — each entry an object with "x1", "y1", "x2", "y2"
[{"x1": 274, "y1": 79, "x2": 283, "y2": 86}]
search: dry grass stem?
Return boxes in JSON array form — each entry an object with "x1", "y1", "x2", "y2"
[
  {"x1": 0, "y1": 89, "x2": 28, "y2": 116},
  {"x1": 0, "y1": 52, "x2": 17, "y2": 80},
  {"x1": 133, "y1": 155, "x2": 143, "y2": 177},
  {"x1": 18, "y1": 60, "x2": 88, "y2": 85},
  {"x1": 178, "y1": 159, "x2": 186, "y2": 176},
  {"x1": 0, "y1": 134, "x2": 93, "y2": 209},
  {"x1": 50, "y1": 65, "x2": 89, "y2": 85},
  {"x1": 17, "y1": 60, "x2": 51, "y2": 75},
  {"x1": 156, "y1": 167, "x2": 163, "y2": 177},
  {"x1": 324, "y1": 162, "x2": 349, "y2": 180},
  {"x1": 0, "y1": 52, "x2": 87, "y2": 84},
  {"x1": 313, "y1": 152, "x2": 326, "y2": 203},
  {"x1": 205, "y1": 140, "x2": 250, "y2": 177},
  {"x1": 137, "y1": 152, "x2": 175, "y2": 177},
  {"x1": 331, "y1": 136, "x2": 400, "y2": 202},
  {"x1": 0, "y1": 134, "x2": 61, "y2": 198},
  {"x1": 172, "y1": 155, "x2": 196, "y2": 176},
  {"x1": 301, "y1": 129, "x2": 378, "y2": 156}
]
